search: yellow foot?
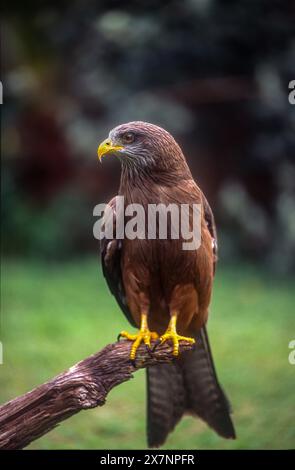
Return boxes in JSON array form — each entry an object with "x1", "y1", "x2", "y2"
[
  {"x1": 158, "y1": 314, "x2": 195, "y2": 356},
  {"x1": 118, "y1": 314, "x2": 158, "y2": 360}
]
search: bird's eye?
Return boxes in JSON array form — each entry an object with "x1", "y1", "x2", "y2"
[{"x1": 122, "y1": 132, "x2": 135, "y2": 144}]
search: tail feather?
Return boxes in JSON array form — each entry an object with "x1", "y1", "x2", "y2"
[
  {"x1": 147, "y1": 362, "x2": 185, "y2": 448},
  {"x1": 146, "y1": 326, "x2": 236, "y2": 447}
]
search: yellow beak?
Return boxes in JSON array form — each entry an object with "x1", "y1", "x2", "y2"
[{"x1": 97, "y1": 138, "x2": 124, "y2": 161}]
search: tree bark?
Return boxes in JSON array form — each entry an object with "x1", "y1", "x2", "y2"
[{"x1": 0, "y1": 339, "x2": 193, "y2": 450}]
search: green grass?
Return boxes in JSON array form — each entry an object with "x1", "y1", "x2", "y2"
[{"x1": 1, "y1": 259, "x2": 294, "y2": 449}]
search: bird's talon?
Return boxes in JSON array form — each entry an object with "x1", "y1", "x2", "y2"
[
  {"x1": 159, "y1": 331, "x2": 195, "y2": 357},
  {"x1": 130, "y1": 358, "x2": 137, "y2": 367},
  {"x1": 145, "y1": 344, "x2": 154, "y2": 357},
  {"x1": 151, "y1": 338, "x2": 161, "y2": 352}
]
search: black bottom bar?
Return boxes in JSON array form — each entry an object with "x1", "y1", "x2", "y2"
[{"x1": 0, "y1": 449, "x2": 293, "y2": 465}]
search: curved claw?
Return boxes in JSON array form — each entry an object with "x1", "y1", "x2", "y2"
[
  {"x1": 130, "y1": 358, "x2": 137, "y2": 368},
  {"x1": 151, "y1": 338, "x2": 161, "y2": 352},
  {"x1": 145, "y1": 343, "x2": 154, "y2": 357}
]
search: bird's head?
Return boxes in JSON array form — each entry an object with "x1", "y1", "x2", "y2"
[{"x1": 97, "y1": 121, "x2": 188, "y2": 175}]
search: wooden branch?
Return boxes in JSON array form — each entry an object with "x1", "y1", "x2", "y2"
[{"x1": 0, "y1": 339, "x2": 194, "y2": 450}]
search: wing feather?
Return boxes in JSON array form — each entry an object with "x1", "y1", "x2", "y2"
[{"x1": 100, "y1": 197, "x2": 136, "y2": 328}]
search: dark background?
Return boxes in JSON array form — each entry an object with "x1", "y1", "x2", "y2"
[{"x1": 2, "y1": 0, "x2": 295, "y2": 272}]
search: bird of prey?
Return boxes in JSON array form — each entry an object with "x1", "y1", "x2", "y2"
[{"x1": 98, "y1": 121, "x2": 236, "y2": 447}]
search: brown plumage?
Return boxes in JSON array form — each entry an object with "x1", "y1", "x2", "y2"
[{"x1": 99, "y1": 121, "x2": 236, "y2": 447}]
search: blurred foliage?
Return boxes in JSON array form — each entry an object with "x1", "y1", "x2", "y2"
[
  {"x1": 2, "y1": 168, "x2": 93, "y2": 258},
  {"x1": 1, "y1": 259, "x2": 294, "y2": 448},
  {"x1": 2, "y1": 0, "x2": 295, "y2": 272}
]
